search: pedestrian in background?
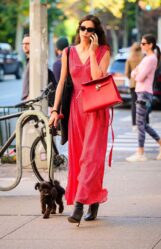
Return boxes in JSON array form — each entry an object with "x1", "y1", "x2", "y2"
[
  {"x1": 21, "y1": 34, "x2": 30, "y2": 100},
  {"x1": 21, "y1": 34, "x2": 57, "y2": 106},
  {"x1": 126, "y1": 34, "x2": 161, "y2": 162},
  {"x1": 125, "y1": 42, "x2": 143, "y2": 131},
  {"x1": 53, "y1": 37, "x2": 69, "y2": 83},
  {"x1": 49, "y1": 15, "x2": 110, "y2": 225}
]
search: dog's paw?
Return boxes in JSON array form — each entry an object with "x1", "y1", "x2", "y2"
[
  {"x1": 59, "y1": 205, "x2": 64, "y2": 213},
  {"x1": 43, "y1": 215, "x2": 49, "y2": 219},
  {"x1": 51, "y1": 209, "x2": 56, "y2": 214}
]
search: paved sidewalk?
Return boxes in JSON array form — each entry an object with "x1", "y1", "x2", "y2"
[{"x1": 0, "y1": 160, "x2": 161, "y2": 249}]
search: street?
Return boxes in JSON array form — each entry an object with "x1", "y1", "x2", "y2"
[
  {"x1": 0, "y1": 76, "x2": 22, "y2": 106},
  {"x1": 0, "y1": 77, "x2": 161, "y2": 249},
  {"x1": 1, "y1": 2, "x2": 161, "y2": 248},
  {"x1": 0, "y1": 76, "x2": 161, "y2": 163}
]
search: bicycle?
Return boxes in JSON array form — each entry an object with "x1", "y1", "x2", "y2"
[{"x1": 0, "y1": 83, "x2": 67, "y2": 191}]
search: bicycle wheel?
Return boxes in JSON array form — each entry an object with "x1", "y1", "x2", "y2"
[
  {"x1": 30, "y1": 135, "x2": 68, "y2": 182},
  {"x1": 30, "y1": 136, "x2": 49, "y2": 181}
]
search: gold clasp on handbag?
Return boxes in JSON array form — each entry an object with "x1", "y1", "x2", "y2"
[{"x1": 95, "y1": 84, "x2": 101, "y2": 91}]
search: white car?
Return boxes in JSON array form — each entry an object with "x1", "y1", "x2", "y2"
[{"x1": 108, "y1": 52, "x2": 131, "y2": 103}]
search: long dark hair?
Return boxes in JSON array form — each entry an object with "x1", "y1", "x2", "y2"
[
  {"x1": 143, "y1": 34, "x2": 161, "y2": 65},
  {"x1": 75, "y1": 15, "x2": 108, "y2": 45}
]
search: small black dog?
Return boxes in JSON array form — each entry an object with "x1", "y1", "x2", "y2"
[{"x1": 35, "y1": 180, "x2": 65, "y2": 219}]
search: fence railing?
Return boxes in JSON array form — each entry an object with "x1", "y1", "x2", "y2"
[{"x1": 0, "y1": 106, "x2": 21, "y2": 147}]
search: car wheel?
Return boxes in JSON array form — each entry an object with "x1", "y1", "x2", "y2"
[
  {"x1": 0, "y1": 66, "x2": 4, "y2": 82},
  {"x1": 15, "y1": 64, "x2": 23, "y2": 79}
]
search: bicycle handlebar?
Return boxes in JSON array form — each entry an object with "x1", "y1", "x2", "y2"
[
  {"x1": 0, "y1": 82, "x2": 55, "y2": 109},
  {"x1": 15, "y1": 82, "x2": 54, "y2": 108}
]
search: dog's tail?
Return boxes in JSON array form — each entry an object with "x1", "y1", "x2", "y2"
[{"x1": 53, "y1": 180, "x2": 65, "y2": 195}]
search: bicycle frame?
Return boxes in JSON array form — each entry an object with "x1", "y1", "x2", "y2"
[
  {"x1": 0, "y1": 84, "x2": 56, "y2": 191},
  {"x1": 0, "y1": 109, "x2": 53, "y2": 191},
  {"x1": 0, "y1": 112, "x2": 23, "y2": 156},
  {"x1": 14, "y1": 110, "x2": 53, "y2": 187}
]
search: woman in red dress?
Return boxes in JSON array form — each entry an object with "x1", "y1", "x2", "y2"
[{"x1": 49, "y1": 15, "x2": 110, "y2": 225}]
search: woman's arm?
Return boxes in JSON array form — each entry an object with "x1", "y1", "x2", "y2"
[
  {"x1": 135, "y1": 57, "x2": 157, "y2": 82},
  {"x1": 52, "y1": 50, "x2": 68, "y2": 110},
  {"x1": 90, "y1": 50, "x2": 110, "y2": 79},
  {"x1": 89, "y1": 33, "x2": 110, "y2": 79},
  {"x1": 49, "y1": 49, "x2": 67, "y2": 127}
]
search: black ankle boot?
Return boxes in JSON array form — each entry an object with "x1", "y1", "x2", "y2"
[
  {"x1": 68, "y1": 202, "x2": 83, "y2": 226},
  {"x1": 84, "y1": 203, "x2": 99, "y2": 221}
]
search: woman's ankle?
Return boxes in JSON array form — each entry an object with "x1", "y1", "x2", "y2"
[
  {"x1": 158, "y1": 139, "x2": 161, "y2": 147},
  {"x1": 137, "y1": 147, "x2": 144, "y2": 155}
]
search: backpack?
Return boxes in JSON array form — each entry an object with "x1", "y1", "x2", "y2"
[{"x1": 47, "y1": 69, "x2": 57, "y2": 107}]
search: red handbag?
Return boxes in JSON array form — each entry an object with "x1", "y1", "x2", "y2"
[{"x1": 81, "y1": 74, "x2": 123, "y2": 112}]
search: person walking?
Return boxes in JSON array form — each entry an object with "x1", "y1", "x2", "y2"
[
  {"x1": 126, "y1": 34, "x2": 161, "y2": 162},
  {"x1": 53, "y1": 37, "x2": 69, "y2": 83},
  {"x1": 49, "y1": 15, "x2": 110, "y2": 225},
  {"x1": 125, "y1": 43, "x2": 143, "y2": 131}
]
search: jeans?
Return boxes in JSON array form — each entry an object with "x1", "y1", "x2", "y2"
[
  {"x1": 136, "y1": 92, "x2": 160, "y2": 147},
  {"x1": 131, "y1": 88, "x2": 149, "y2": 126}
]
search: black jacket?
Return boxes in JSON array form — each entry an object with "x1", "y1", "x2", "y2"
[{"x1": 21, "y1": 58, "x2": 57, "y2": 107}]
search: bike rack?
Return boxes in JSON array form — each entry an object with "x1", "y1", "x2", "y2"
[{"x1": 0, "y1": 110, "x2": 53, "y2": 191}]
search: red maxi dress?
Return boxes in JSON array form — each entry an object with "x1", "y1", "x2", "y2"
[{"x1": 65, "y1": 45, "x2": 110, "y2": 205}]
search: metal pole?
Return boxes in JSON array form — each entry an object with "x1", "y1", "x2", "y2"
[
  {"x1": 158, "y1": 17, "x2": 161, "y2": 44},
  {"x1": 21, "y1": 0, "x2": 48, "y2": 169},
  {"x1": 29, "y1": 0, "x2": 48, "y2": 101}
]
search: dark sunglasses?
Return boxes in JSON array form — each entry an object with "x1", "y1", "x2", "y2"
[
  {"x1": 140, "y1": 42, "x2": 148, "y2": 46},
  {"x1": 79, "y1": 26, "x2": 95, "y2": 33}
]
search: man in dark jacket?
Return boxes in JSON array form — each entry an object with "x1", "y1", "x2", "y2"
[
  {"x1": 53, "y1": 37, "x2": 69, "y2": 83},
  {"x1": 21, "y1": 34, "x2": 57, "y2": 106},
  {"x1": 21, "y1": 34, "x2": 30, "y2": 100}
]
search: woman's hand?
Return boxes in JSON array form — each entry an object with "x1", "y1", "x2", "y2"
[
  {"x1": 89, "y1": 33, "x2": 99, "y2": 53},
  {"x1": 48, "y1": 112, "x2": 59, "y2": 128}
]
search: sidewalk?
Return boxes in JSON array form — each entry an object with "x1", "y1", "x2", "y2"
[{"x1": 0, "y1": 160, "x2": 161, "y2": 249}]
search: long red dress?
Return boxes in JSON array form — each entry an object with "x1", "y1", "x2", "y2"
[{"x1": 65, "y1": 45, "x2": 110, "y2": 205}]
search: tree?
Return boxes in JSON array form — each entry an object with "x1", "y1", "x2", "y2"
[
  {"x1": 0, "y1": 0, "x2": 19, "y2": 47},
  {"x1": 47, "y1": 0, "x2": 66, "y2": 34},
  {"x1": 138, "y1": 7, "x2": 161, "y2": 38},
  {"x1": 0, "y1": 0, "x2": 65, "y2": 49}
]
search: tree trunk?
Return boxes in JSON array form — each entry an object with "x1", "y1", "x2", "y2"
[{"x1": 15, "y1": 14, "x2": 24, "y2": 58}]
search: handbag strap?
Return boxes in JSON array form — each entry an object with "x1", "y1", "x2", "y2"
[{"x1": 108, "y1": 108, "x2": 114, "y2": 167}]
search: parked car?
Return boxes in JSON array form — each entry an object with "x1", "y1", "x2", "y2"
[
  {"x1": 109, "y1": 51, "x2": 161, "y2": 108},
  {"x1": 108, "y1": 53, "x2": 131, "y2": 104},
  {"x1": 0, "y1": 43, "x2": 23, "y2": 81}
]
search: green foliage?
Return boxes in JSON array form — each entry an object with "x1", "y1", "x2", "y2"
[
  {"x1": 0, "y1": 0, "x2": 65, "y2": 48},
  {"x1": 47, "y1": 0, "x2": 66, "y2": 33},
  {"x1": 0, "y1": 0, "x2": 160, "y2": 49},
  {"x1": 121, "y1": 1, "x2": 137, "y2": 44},
  {"x1": 0, "y1": 1, "x2": 19, "y2": 46},
  {"x1": 54, "y1": 22, "x2": 67, "y2": 38}
]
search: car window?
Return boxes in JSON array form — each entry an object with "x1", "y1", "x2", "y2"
[{"x1": 109, "y1": 59, "x2": 126, "y2": 74}]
